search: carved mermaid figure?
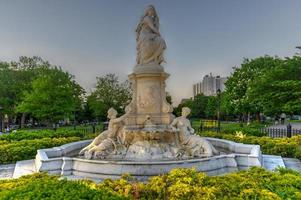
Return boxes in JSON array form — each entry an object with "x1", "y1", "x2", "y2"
[
  {"x1": 170, "y1": 107, "x2": 219, "y2": 157},
  {"x1": 79, "y1": 108, "x2": 128, "y2": 159},
  {"x1": 136, "y1": 5, "x2": 166, "y2": 65}
]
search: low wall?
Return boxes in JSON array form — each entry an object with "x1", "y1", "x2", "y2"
[{"x1": 35, "y1": 138, "x2": 262, "y2": 181}]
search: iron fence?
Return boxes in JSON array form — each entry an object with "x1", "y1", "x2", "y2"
[
  {"x1": 198, "y1": 120, "x2": 220, "y2": 132},
  {"x1": 260, "y1": 125, "x2": 301, "y2": 138}
]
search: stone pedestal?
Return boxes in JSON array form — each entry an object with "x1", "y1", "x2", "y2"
[{"x1": 124, "y1": 64, "x2": 174, "y2": 127}]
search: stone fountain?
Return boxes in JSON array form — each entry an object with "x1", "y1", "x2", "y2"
[{"x1": 35, "y1": 5, "x2": 262, "y2": 181}]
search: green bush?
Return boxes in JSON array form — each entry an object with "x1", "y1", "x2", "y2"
[
  {"x1": 0, "y1": 137, "x2": 82, "y2": 164},
  {"x1": 0, "y1": 173, "x2": 126, "y2": 200},
  {"x1": 220, "y1": 123, "x2": 266, "y2": 137},
  {"x1": 97, "y1": 167, "x2": 301, "y2": 200},
  {"x1": 192, "y1": 120, "x2": 268, "y2": 137},
  {"x1": 1, "y1": 168, "x2": 300, "y2": 199},
  {"x1": 200, "y1": 131, "x2": 301, "y2": 159},
  {"x1": 0, "y1": 129, "x2": 89, "y2": 141}
]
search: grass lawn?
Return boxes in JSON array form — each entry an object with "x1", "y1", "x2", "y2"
[{"x1": 192, "y1": 119, "x2": 269, "y2": 136}]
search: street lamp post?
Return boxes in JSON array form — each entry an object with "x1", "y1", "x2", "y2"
[
  {"x1": 0, "y1": 106, "x2": 3, "y2": 133},
  {"x1": 217, "y1": 89, "x2": 221, "y2": 133}
]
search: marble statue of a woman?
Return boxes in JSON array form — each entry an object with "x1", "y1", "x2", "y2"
[
  {"x1": 79, "y1": 108, "x2": 128, "y2": 159},
  {"x1": 136, "y1": 5, "x2": 166, "y2": 65},
  {"x1": 170, "y1": 107, "x2": 219, "y2": 157}
]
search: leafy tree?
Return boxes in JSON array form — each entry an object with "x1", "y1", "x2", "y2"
[
  {"x1": 204, "y1": 96, "x2": 217, "y2": 119},
  {"x1": 17, "y1": 67, "x2": 84, "y2": 126},
  {"x1": 249, "y1": 56, "x2": 301, "y2": 115},
  {"x1": 0, "y1": 62, "x2": 14, "y2": 115},
  {"x1": 166, "y1": 92, "x2": 172, "y2": 105},
  {"x1": 0, "y1": 57, "x2": 50, "y2": 127},
  {"x1": 87, "y1": 74, "x2": 131, "y2": 121},
  {"x1": 224, "y1": 56, "x2": 281, "y2": 120}
]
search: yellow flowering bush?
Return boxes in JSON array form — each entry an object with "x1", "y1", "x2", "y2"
[
  {"x1": 200, "y1": 131, "x2": 301, "y2": 159},
  {"x1": 1, "y1": 167, "x2": 301, "y2": 199},
  {"x1": 235, "y1": 131, "x2": 246, "y2": 139}
]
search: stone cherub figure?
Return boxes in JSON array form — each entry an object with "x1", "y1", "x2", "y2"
[
  {"x1": 136, "y1": 5, "x2": 166, "y2": 65},
  {"x1": 170, "y1": 107, "x2": 219, "y2": 157},
  {"x1": 79, "y1": 108, "x2": 129, "y2": 159}
]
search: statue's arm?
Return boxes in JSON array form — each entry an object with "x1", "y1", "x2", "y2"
[
  {"x1": 144, "y1": 17, "x2": 160, "y2": 35},
  {"x1": 187, "y1": 121, "x2": 195, "y2": 133},
  {"x1": 113, "y1": 112, "x2": 130, "y2": 123},
  {"x1": 170, "y1": 118, "x2": 178, "y2": 130}
]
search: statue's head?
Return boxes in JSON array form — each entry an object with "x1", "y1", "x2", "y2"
[
  {"x1": 144, "y1": 5, "x2": 157, "y2": 17},
  {"x1": 107, "y1": 108, "x2": 118, "y2": 119},
  {"x1": 182, "y1": 107, "x2": 191, "y2": 117}
]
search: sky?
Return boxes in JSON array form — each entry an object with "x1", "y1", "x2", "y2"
[{"x1": 1, "y1": 0, "x2": 301, "y2": 105}]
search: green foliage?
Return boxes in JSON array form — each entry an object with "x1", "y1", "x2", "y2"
[
  {"x1": 200, "y1": 132, "x2": 301, "y2": 158},
  {"x1": 177, "y1": 94, "x2": 221, "y2": 119},
  {"x1": 0, "y1": 57, "x2": 50, "y2": 116},
  {"x1": 0, "y1": 129, "x2": 88, "y2": 141},
  {"x1": 204, "y1": 96, "x2": 217, "y2": 119},
  {"x1": 87, "y1": 74, "x2": 131, "y2": 120},
  {"x1": 249, "y1": 56, "x2": 301, "y2": 115},
  {"x1": 0, "y1": 137, "x2": 82, "y2": 164},
  {"x1": 224, "y1": 56, "x2": 281, "y2": 116},
  {"x1": 17, "y1": 66, "x2": 84, "y2": 123},
  {"x1": 219, "y1": 122, "x2": 266, "y2": 137},
  {"x1": 224, "y1": 55, "x2": 301, "y2": 117},
  {"x1": 0, "y1": 173, "x2": 126, "y2": 200},
  {"x1": 1, "y1": 168, "x2": 301, "y2": 199}
]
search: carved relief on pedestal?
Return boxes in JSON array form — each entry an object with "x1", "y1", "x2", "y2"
[{"x1": 137, "y1": 81, "x2": 160, "y2": 113}]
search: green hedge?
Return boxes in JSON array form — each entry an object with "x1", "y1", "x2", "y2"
[
  {"x1": 0, "y1": 173, "x2": 126, "y2": 200},
  {"x1": 192, "y1": 121, "x2": 267, "y2": 137},
  {"x1": 0, "y1": 128, "x2": 98, "y2": 164},
  {"x1": 0, "y1": 168, "x2": 300, "y2": 199},
  {"x1": 219, "y1": 123, "x2": 266, "y2": 137},
  {"x1": 0, "y1": 129, "x2": 92, "y2": 141},
  {"x1": 200, "y1": 132, "x2": 301, "y2": 159},
  {"x1": 0, "y1": 137, "x2": 82, "y2": 164}
]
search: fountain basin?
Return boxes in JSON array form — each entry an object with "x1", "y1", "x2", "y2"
[{"x1": 35, "y1": 137, "x2": 262, "y2": 181}]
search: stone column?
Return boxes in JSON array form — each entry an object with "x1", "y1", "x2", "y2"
[{"x1": 124, "y1": 64, "x2": 173, "y2": 127}]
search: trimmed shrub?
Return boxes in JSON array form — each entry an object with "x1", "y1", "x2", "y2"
[
  {"x1": 200, "y1": 131, "x2": 301, "y2": 159},
  {"x1": 0, "y1": 129, "x2": 90, "y2": 141},
  {"x1": 1, "y1": 168, "x2": 300, "y2": 200},
  {"x1": 0, "y1": 173, "x2": 126, "y2": 200},
  {"x1": 0, "y1": 137, "x2": 81, "y2": 164}
]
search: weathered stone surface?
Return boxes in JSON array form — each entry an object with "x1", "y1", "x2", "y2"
[
  {"x1": 262, "y1": 155, "x2": 285, "y2": 171},
  {"x1": 13, "y1": 159, "x2": 36, "y2": 178},
  {"x1": 0, "y1": 164, "x2": 15, "y2": 179},
  {"x1": 34, "y1": 137, "x2": 262, "y2": 181},
  {"x1": 283, "y1": 158, "x2": 301, "y2": 172}
]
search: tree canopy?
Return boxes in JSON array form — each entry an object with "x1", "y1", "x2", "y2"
[
  {"x1": 224, "y1": 55, "x2": 301, "y2": 117},
  {"x1": 17, "y1": 66, "x2": 84, "y2": 124},
  {"x1": 87, "y1": 74, "x2": 131, "y2": 121}
]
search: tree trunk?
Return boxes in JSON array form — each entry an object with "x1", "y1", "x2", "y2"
[
  {"x1": 247, "y1": 112, "x2": 250, "y2": 126},
  {"x1": 256, "y1": 112, "x2": 260, "y2": 122},
  {"x1": 20, "y1": 113, "x2": 26, "y2": 128}
]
